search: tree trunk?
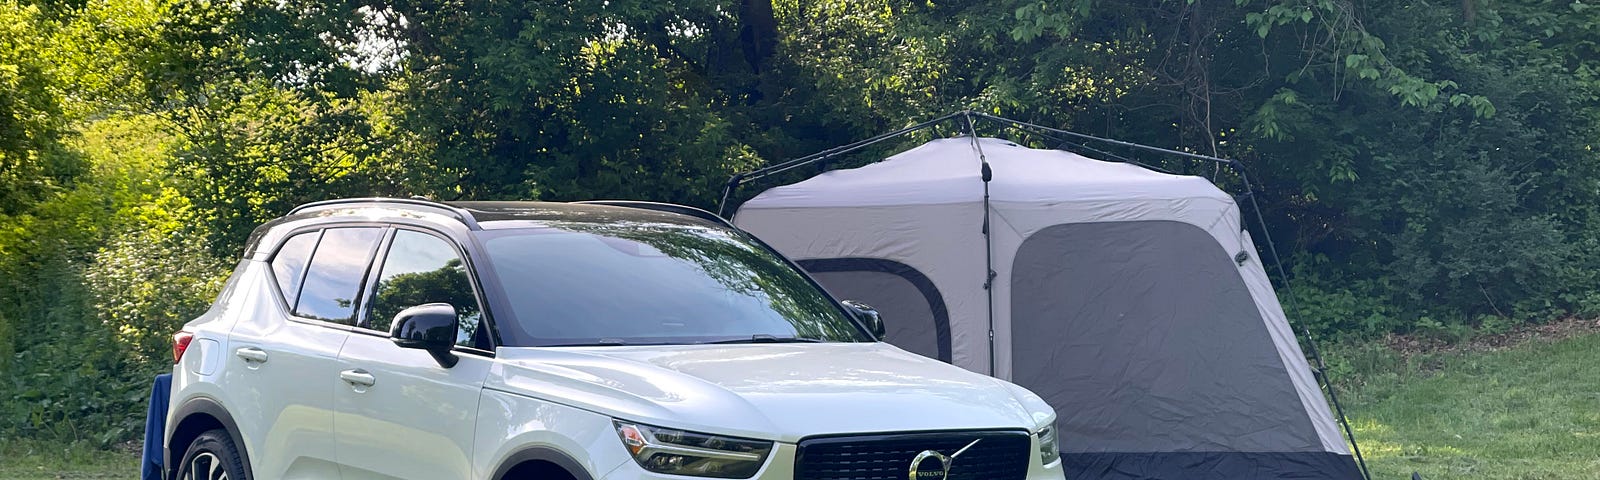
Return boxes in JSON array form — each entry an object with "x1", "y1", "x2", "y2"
[{"x1": 739, "y1": 0, "x2": 778, "y2": 75}]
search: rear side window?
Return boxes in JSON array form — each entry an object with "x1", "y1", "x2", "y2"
[
  {"x1": 296, "y1": 227, "x2": 384, "y2": 325},
  {"x1": 364, "y1": 230, "x2": 483, "y2": 347},
  {"x1": 270, "y1": 231, "x2": 321, "y2": 307}
]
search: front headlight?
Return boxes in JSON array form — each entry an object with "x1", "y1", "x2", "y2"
[
  {"x1": 1037, "y1": 422, "x2": 1061, "y2": 464},
  {"x1": 614, "y1": 420, "x2": 773, "y2": 478}
]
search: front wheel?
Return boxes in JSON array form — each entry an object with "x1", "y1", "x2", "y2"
[{"x1": 177, "y1": 429, "x2": 249, "y2": 480}]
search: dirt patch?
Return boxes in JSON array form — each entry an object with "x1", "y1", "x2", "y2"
[{"x1": 1382, "y1": 316, "x2": 1600, "y2": 358}]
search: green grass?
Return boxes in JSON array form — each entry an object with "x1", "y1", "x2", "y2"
[
  {"x1": 3, "y1": 333, "x2": 1597, "y2": 479},
  {"x1": 0, "y1": 440, "x2": 138, "y2": 479},
  {"x1": 1339, "y1": 332, "x2": 1600, "y2": 479}
]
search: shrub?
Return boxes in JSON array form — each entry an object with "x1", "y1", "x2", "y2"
[
  {"x1": 86, "y1": 213, "x2": 228, "y2": 364},
  {"x1": 1283, "y1": 254, "x2": 1398, "y2": 341}
]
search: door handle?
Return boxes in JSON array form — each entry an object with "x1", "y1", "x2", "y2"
[
  {"x1": 234, "y1": 347, "x2": 269, "y2": 364},
  {"x1": 340, "y1": 369, "x2": 376, "y2": 387}
]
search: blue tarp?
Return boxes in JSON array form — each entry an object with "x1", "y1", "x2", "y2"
[{"x1": 141, "y1": 373, "x2": 171, "y2": 480}]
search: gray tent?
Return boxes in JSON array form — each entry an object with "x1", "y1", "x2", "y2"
[{"x1": 730, "y1": 132, "x2": 1364, "y2": 479}]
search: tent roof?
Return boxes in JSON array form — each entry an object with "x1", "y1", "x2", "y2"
[{"x1": 741, "y1": 137, "x2": 1232, "y2": 209}]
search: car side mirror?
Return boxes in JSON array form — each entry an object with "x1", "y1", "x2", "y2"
[
  {"x1": 840, "y1": 300, "x2": 886, "y2": 340},
  {"x1": 390, "y1": 303, "x2": 459, "y2": 368}
]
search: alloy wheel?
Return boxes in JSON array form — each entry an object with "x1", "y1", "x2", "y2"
[{"x1": 182, "y1": 451, "x2": 231, "y2": 480}]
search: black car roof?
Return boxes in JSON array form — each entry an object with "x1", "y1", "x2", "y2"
[
  {"x1": 453, "y1": 200, "x2": 727, "y2": 227},
  {"x1": 286, "y1": 198, "x2": 727, "y2": 229},
  {"x1": 242, "y1": 198, "x2": 728, "y2": 259}
]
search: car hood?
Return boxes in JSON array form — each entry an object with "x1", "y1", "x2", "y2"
[{"x1": 488, "y1": 343, "x2": 1052, "y2": 442}]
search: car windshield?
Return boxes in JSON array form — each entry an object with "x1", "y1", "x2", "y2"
[{"x1": 476, "y1": 221, "x2": 869, "y2": 346}]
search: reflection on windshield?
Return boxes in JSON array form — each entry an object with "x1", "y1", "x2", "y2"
[{"x1": 480, "y1": 222, "x2": 866, "y2": 346}]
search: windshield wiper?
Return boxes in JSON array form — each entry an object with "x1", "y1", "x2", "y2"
[
  {"x1": 544, "y1": 338, "x2": 635, "y2": 347},
  {"x1": 703, "y1": 334, "x2": 824, "y2": 344},
  {"x1": 544, "y1": 335, "x2": 825, "y2": 347}
]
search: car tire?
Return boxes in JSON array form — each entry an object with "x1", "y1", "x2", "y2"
[{"x1": 176, "y1": 429, "x2": 250, "y2": 480}]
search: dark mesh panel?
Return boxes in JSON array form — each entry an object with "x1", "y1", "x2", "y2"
[
  {"x1": 1009, "y1": 221, "x2": 1321, "y2": 453},
  {"x1": 800, "y1": 259, "x2": 951, "y2": 363}
]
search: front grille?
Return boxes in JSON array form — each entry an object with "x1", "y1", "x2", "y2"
[{"x1": 795, "y1": 430, "x2": 1031, "y2": 480}]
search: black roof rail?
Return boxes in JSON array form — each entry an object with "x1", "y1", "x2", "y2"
[
  {"x1": 572, "y1": 200, "x2": 735, "y2": 228},
  {"x1": 288, "y1": 197, "x2": 482, "y2": 230}
]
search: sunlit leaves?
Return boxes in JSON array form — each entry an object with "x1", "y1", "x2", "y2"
[{"x1": 0, "y1": 1, "x2": 76, "y2": 214}]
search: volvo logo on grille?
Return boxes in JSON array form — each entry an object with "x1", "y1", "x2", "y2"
[
  {"x1": 908, "y1": 450, "x2": 948, "y2": 480},
  {"x1": 907, "y1": 439, "x2": 982, "y2": 480}
]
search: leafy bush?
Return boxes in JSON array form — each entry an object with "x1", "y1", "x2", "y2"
[
  {"x1": 1, "y1": 261, "x2": 155, "y2": 445},
  {"x1": 87, "y1": 228, "x2": 228, "y2": 365},
  {"x1": 86, "y1": 189, "x2": 228, "y2": 362},
  {"x1": 1284, "y1": 254, "x2": 1399, "y2": 341},
  {"x1": 0, "y1": 114, "x2": 221, "y2": 444}
]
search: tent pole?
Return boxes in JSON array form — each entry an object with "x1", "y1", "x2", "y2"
[
  {"x1": 716, "y1": 112, "x2": 965, "y2": 217},
  {"x1": 716, "y1": 173, "x2": 745, "y2": 218},
  {"x1": 1232, "y1": 165, "x2": 1373, "y2": 480},
  {"x1": 971, "y1": 113, "x2": 1236, "y2": 168},
  {"x1": 963, "y1": 111, "x2": 1000, "y2": 377}
]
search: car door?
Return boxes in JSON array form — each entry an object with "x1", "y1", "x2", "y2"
[
  {"x1": 225, "y1": 226, "x2": 384, "y2": 479},
  {"x1": 334, "y1": 228, "x2": 494, "y2": 480}
]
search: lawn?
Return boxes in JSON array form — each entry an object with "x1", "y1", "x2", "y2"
[
  {"x1": 1342, "y1": 329, "x2": 1600, "y2": 479},
  {"x1": 0, "y1": 439, "x2": 138, "y2": 479},
  {"x1": 2, "y1": 331, "x2": 1596, "y2": 480}
]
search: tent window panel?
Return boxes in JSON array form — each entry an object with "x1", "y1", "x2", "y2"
[
  {"x1": 800, "y1": 259, "x2": 951, "y2": 363},
  {"x1": 1009, "y1": 220, "x2": 1321, "y2": 454}
]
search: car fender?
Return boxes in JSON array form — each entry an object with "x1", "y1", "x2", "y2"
[
  {"x1": 167, "y1": 395, "x2": 253, "y2": 480},
  {"x1": 491, "y1": 446, "x2": 594, "y2": 480},
  {"x1": 476, "y1": 388, "x2": 628, "y2": 480}
]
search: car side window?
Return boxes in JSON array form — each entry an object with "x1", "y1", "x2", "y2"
[
  {"x1": 270, "y1": 230, "x2": 321, "y2": 308},
  {"x1": 364, "y1": 229, "x2": 485, "y2": 348},
  {"x1": 295, "y1": 227, "x2": 384, "y2": 325}
]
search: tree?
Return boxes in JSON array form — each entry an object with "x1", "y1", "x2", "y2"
[{"x1": 0, "y1": 1, "x2": 81, "y2": 215}]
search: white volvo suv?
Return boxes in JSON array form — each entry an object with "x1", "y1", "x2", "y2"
[{"x1": 163, "y1": 198, "x2": 1064, "y2": 480}]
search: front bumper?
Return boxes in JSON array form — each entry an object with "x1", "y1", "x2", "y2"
[{"x1": 597, "y1": 443, "x2": 1066, "y2": 480}]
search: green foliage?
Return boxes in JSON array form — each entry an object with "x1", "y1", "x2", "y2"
[
  {"x1": 0, "y1": 112, "x2": 224, "y2": 443},
  {"x1": 0, "y1": 197, "x2": 149, "y2": 443},
  {"x1": 2, "y1": 0, "x2": 1599, "y2": 447},
  {"x1": 2, "y1": 264, "x2": 154, "y2": 444},
  {"x1": 87, "y1": 225, "x2": 227, "y2": 361},
  {"x1": 1285, "y1": 254, "x2": 1398, "y2": 341},
  {"x1": 0, "y1": 1, "x2": 81, "y2": 214},
  {"x1": 168, "y1": 85, "x2": 426, "y2": 254}
]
